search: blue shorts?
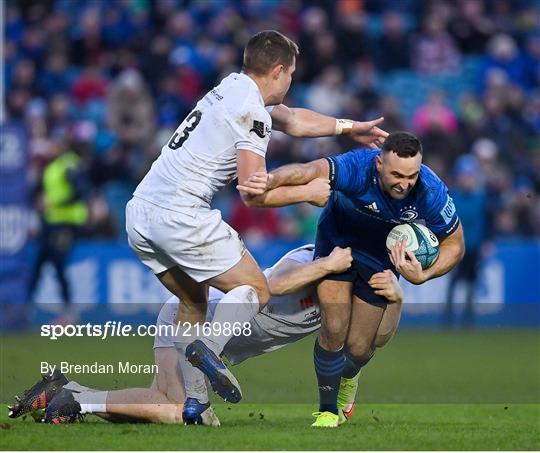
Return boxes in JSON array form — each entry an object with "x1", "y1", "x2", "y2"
[{"x1": 315, "y1": 217, "x2": 397, "y2": 309}]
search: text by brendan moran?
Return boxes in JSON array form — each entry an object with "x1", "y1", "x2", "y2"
[{"x1": 41, "y1": 362, "x2": 158, "y2": 375}]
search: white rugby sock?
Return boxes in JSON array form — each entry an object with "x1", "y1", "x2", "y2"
[
  {"x1": 63, "y1": 381, "x2": 95, "y2": 393},
  {"x1": 203, "y1": 285, "x2": 260, "y2": 356},
  {"x1": 174, "y1": 335, "x2": 209, "y2": 404},
  {"x1": 73, "y1": 390, "x2": 108, "y2": 414}
]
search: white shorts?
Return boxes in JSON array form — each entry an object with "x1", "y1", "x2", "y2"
[{"x1": 126, "y1": 197, "x2": 246, "y2": 282}]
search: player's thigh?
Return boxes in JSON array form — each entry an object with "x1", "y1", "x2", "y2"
[
  {"x1": 317, "y1": 279, "x2": 352, "y2": 344},
  {"x1": 206, "y1": 251, "x2": 269, "y2": 305},
  {"x1": 157, "y1": 266, "x2": 208, "y2": 320},
  {"x1": 346, "y1": 295, "x2": 386, "y2": 359},
  {"x1": 152, "y1": 347, "x2": 185, "y2": 404},
  {"x1": 374, "y1": 302, "x2": 402, "y2": 348}
]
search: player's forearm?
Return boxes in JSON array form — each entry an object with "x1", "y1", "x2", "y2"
[
  {"x1": 282, "y1": 108, "x2": 339, "y2": 138},
  {"x1": 423, "y1": 241, "x2": 465, "y2": 282},
  {"x1": 422, "y1": 224, "x2": 465, "y2": 282},
  {"x1": 269, "y1": 259, "x2": 336, "y2": 295},
  {"x1": 269, "y1": 159, "x2": 328, "y2": 189},
  {"x1": 242, "y1": 185, "x2": 312, "y2": 208}
]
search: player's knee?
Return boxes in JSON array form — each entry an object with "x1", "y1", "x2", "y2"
[
  {"x1": 230, "y1": 282, "x2": 269, "y2": 308},
  {"x1": 346, "y1": 338, "x2": 374, "y2": 362},
  {"x1": 374, "y1": 330, "x2": 394, "y2": 348},
  {"x1": 247, "y1": 280, "x2": 270, "y2": 307},
  {"x1": 321, "y1": 317, "x2": 348, "y2": 343}
]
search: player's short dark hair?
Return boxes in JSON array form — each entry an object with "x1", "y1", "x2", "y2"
[
  {"x1": 382, "y1": 131, "x2": 423, "y2": 157},
  {"x1": 242, "y1": 30, "x2": 299, "y2": 76}
]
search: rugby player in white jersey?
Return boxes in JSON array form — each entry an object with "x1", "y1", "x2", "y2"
[
  {"x1": 10, "y1": 245, "x2": 403, "y2": 425},
  {"x1": 123, "y1": 29, "x2": 388, "y2": 418}
]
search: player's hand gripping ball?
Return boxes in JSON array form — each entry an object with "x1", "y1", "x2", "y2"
[{"x1": 386, "y1": 223, "x2": 439, "y2": 270}]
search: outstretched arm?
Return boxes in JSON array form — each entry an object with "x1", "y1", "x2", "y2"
[
  {"x1": 237, "y1": 158, "x2": 330, "y2": 199},
  {"x1": 236, "y1": 150, "x2": 330, "y2": 208},
  {"x1": 270, "y1": 105, "x2": 388, "y2": 148},
  {"x1": 268, "y1": 247, "x2": 353, "y2": 296}
]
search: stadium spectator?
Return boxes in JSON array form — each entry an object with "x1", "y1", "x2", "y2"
[
  {"x1": 106, "y1": 69, "x2": 155, "y2": 148},
  {"x1": 38, "y1": 53, "x2": 75, "y2": 96},
  {"x1": 28, "y1": 137, "x2": 89, "y2": 316},
  {"x1": 229, "y1": 197, "x2": 283, "y2": 246},
  {"x1": 524, "y1": 32, "x2": 540, "y2": 89},
  {"x1": 70, "y1": 65, "x2": 107, "y2": 106},
  {"x1": 479, "y1": 34, "x2": 529, "y2": 91},
  {"x1": 412, "y1": 11, "x2": 461, "y2": 74},
  {"x1": 376, "y1": 10, "x2": 411, "y2": 72},
  {"x1": 335, "y1": 7, "x2": 373, "y2": 65},
  {"x1": 412, "y1": 89, "x2": 459, "y2": 135},
  {"x1": 305, "y1": 66, "x2": 348, "y2": 117},
  {"x1": 448, "y1": 0, "x2": 494, "y2": 54},
  {"x1": 445, "y1": 155, "x2": 489, "y2": 327},
  {"x1": 349, "y1": 59, "x2": 380, "y2": 117}
]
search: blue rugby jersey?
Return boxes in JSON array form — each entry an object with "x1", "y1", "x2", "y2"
[{"x1": 317, "y1": 149, "x2": 460, "y2": 270}]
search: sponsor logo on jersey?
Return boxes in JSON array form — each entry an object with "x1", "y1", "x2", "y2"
[
  {"x1": 299, "y1": 296, "x2": 314, "y2": 310},
  {"x1": 304, "y1": 310, "x2": 320, "y2": 322},
  {"x1": 364, "y1": 202, "x2": 380, "y2": 213},
  {"x1": 444, "y1": 216, "x2": 460, "y2": 235},
  {"x1": 250, "y1": 120, "x2": 270, "y2": 138},
  {"x1": 210, "y1": 88, "x2": 223, "y2": 101},
  {"x1": 441, "y1": 195, "x2": 456, "y2": 224}
]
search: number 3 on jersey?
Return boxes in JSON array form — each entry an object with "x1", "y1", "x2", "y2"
[{"x1": 168, "y1": 110, "x2": 202, "y2": 150}]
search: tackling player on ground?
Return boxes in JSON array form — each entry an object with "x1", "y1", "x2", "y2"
[
  {"x1": 9, "y1": 245, "x2": 404, "y2": 425},
  {"x1": 240, "y1": 131, "x2": 465, "y2": 427}
]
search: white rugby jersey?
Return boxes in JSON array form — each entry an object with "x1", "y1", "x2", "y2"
[
  {"x1": 257, "y1": 244, "x2": 320, "y2": 329},
  {"x1": 222, "y1": 244, "x2": 321, "y2": 364},
  {"x1": 156, "y1": 245, "x2": 321, "y2": 352},
  {"x1": 203, "y1": 244, "x2": 319, "y2": 329},
  {"x1": 134, "y1": 72, "x2": 272, "y2": 210}
]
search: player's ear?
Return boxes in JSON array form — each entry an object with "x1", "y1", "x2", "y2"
[
  {"x1": 271, "y1": 64, "x2": 283, "y2": 80},
  {"x1": 375, "y1": 155, "x2": 383, "y2": 171}
]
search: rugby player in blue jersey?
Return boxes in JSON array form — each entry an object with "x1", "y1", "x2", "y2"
[{"x1": 239, "y1": 131, "x2": 465, "y2": 427}]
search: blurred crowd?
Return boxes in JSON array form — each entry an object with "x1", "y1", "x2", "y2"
[{"x1": 5, "y1": 0, "x2": 540, "y2": 248}]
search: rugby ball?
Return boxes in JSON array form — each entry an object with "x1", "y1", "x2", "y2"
[{"x1": 386, "y1": 223, "x2": 439, "y2": 270}]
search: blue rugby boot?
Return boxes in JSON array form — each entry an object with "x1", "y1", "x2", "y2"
[
  {"x1": 182, "y1": 398, "x2": 220, "y2": 426},
  {"x1": 185, "y1": 340, "x2": 242, "y2": 403}
]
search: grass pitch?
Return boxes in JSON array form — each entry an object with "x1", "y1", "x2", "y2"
[
  {"x1": 1, "y1": 404, "x2": 538, "y2": 450},
  {"x1": 1, "y1": 330, "x2": 539, "y2": 450}
]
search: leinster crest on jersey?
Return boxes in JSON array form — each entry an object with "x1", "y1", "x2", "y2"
[{"x1": 400, "y1": 208, "x2": 418, "y2": 222}]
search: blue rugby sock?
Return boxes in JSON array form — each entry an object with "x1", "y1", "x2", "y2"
[
  {"x1": 342, "y1": 351, "x2": 374, "y2": 379},
  {"x1": 314, "y1": 339, "x2": 345, "y2": 415}
]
